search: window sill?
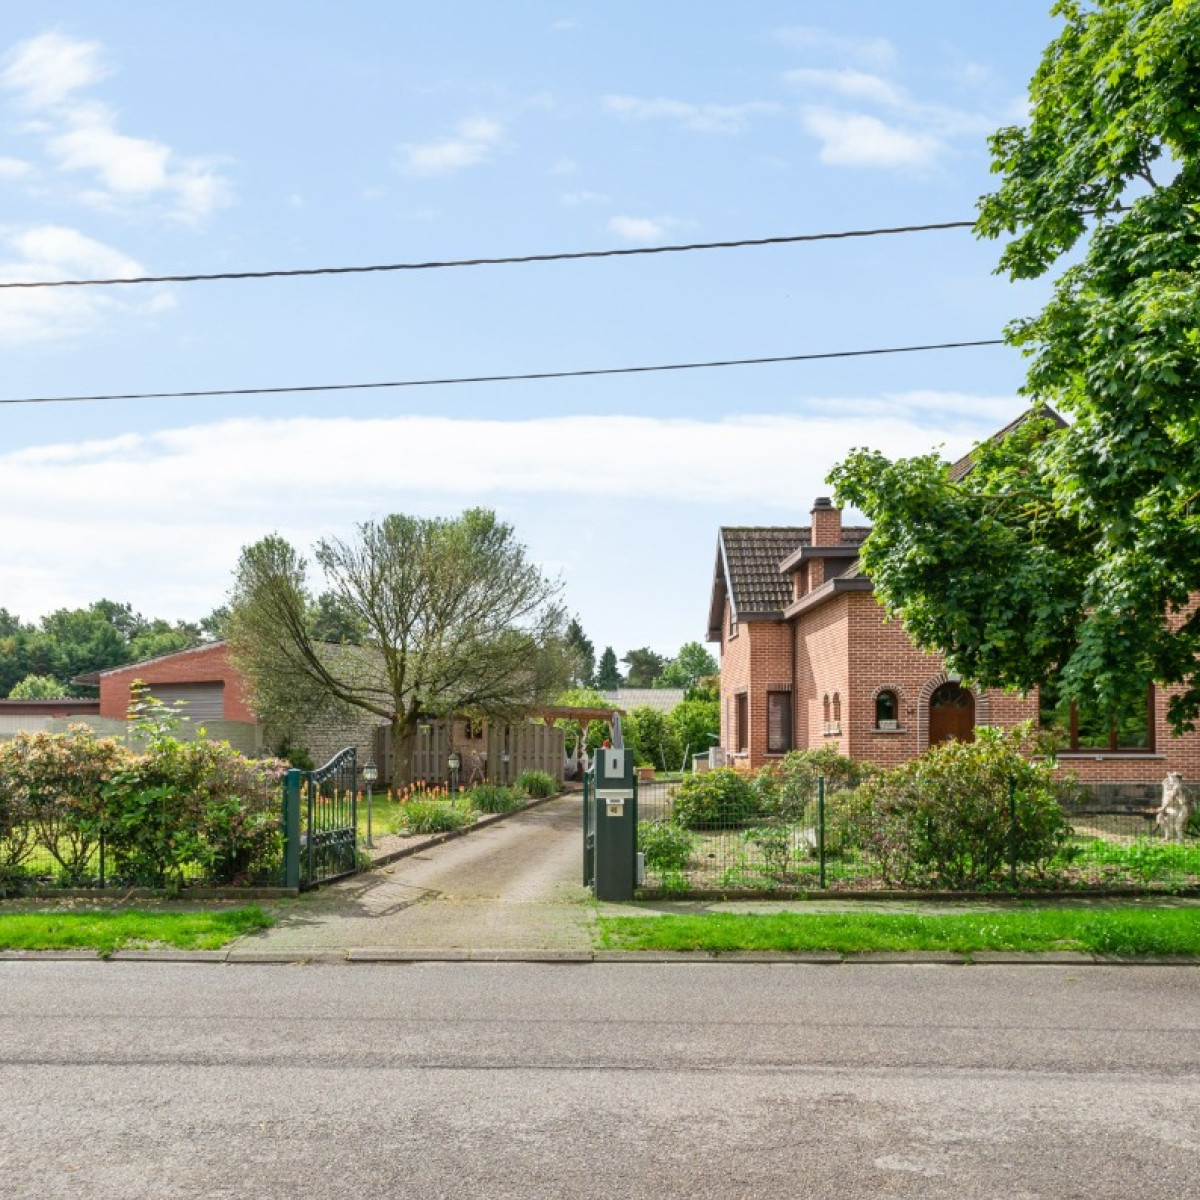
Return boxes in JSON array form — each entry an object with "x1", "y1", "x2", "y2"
[
  {"x1": 765, "y1": 752, "x2": 793, "y2": 758},
  {"x1": 871, "y1": 727, "x2": 908, "y2": 735},
  {"x1": 1054, "y1": 752, "x2": 1165, "y2": 761},
  {"x1": 822, "y1": 725, "x2": 842, "y2": 737}
]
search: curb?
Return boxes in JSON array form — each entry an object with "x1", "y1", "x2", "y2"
[{"x1": 6, "y1": 948, "x2": 1200, "y2": 966}]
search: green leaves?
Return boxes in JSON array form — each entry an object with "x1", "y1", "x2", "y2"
[{"x1": 832, "y1": 0, "x2": 1200, "y2": 733}]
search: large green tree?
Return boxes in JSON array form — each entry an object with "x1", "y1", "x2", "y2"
[
  {"x1": 832, "y1": 0, "x2": 1200, "y2": 732},
  {"x1": 621, "y1": 647, "x2": 665, "y2": 688},
  {"x1": 657, "y1": 641, "x2": 719, "y2": 692},
  {"x1": 564, "y1": 617, "x2": 596, "y2": 688},
  {"x1": 226, "y1": 508, "x2": 570, "y2": 783}
]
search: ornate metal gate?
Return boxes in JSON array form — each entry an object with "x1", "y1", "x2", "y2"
[{"x1": 283, "y1": 747, "x2": 359, "y2": 889}]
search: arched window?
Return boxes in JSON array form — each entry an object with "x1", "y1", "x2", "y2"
[
  {"x1": 822, "y1": 694, "x2": 831, "y2": 723},
  {"x1": 832, "y1": 692, "x2": 841, "y2": 723},
  {"x1": 875, "y1": 690, "x2": 898, "y2": 729}
]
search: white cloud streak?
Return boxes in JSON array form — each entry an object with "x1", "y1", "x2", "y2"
[
  {"x1": 0, "y1": 400, "x2": 1021, "y2": 621},
  {"x1": 607, "y1": 215, "x2": 676, "y2": 242},
  {"x1": 603, "y1": 94, "x2": 781, "y2": 134},
  {"x1": 0, "y1": 224, "x2": 174, "y2": 345},
  {"x1": 800, "y1": 109, "x2": 943, "y2": 169},
  {"x1": 0, "y1": 31, "x2": 233, "y2": 224},
  {"x1": 400, "y1": 116, "x2": 505, "y2": 175}
]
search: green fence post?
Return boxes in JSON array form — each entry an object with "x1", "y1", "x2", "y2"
[
  {"x1": 1008, "y1": 774, "x2": 1018, "y2": 891},
  {"x1": 818, "y1": 775, "x2": 827, "y2": 890},
  {"x1": 283, "y1": 769, "x2": 301, "y2": 890}
]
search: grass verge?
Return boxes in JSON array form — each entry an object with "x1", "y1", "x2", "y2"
[
  {"x1": 598, "y1": 907, "x2": 1200, "y2": 958},
  {"x1": 0, "y1": 906, "x2": 275, "y2": 956}
]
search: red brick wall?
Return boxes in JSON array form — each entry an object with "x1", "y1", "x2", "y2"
[
  {"x1": 97, "y1": 643, "x2": 256, "y2": 723},
  {"x1": 796, "y1": 593, "x2": 850, "y2": 759}
]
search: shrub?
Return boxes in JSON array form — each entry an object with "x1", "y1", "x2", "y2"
[
  {"x1": 668, "y1": 697, "x2": 720, "y2": 768},
  {"x1": 468, "y1": 783, "x2": 524, "y2": 814},
  {"x1": 514, "y1": 769, "x2": 557, "y2": 798},
  {"x1": 638, "y1": 820, "x2": 695, "y2": 871},
  {"x1": 396, "y1": 801, "x2": 475, "y2": 834},
  {"x1": 628, "y1": 706, "x2": 683, "y2": 772},
  {"x1": 0, "y1": 726, "x2": 130, "y2": 885},
  {"x1": 670, "y1": 768, "x2": 761, "y2": 830},
  {"x1": 103, "y1": 737, "x2": 286, "y2": 887},
  {"x1": 741, "y1": 825, "x2": 798, "y2": 883},
  {"x1": 850, "y1": 726, "x2": 1072, "y2": 888},
  {"x1": 753, "y1": 748, "x2": 870, "y2": 822}
]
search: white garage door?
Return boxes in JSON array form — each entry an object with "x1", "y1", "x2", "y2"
[{"x1": 147, "y1": 683, "x2": 225, "y2": 722}]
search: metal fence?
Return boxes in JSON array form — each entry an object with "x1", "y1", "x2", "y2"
[{"x1": 636, "y1": 776, "x2": 1200, "y2": 894}]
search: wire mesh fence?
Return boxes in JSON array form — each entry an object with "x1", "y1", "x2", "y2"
[{"x1": 637, "y1": 775, "x2": 1200, "y2": 894}]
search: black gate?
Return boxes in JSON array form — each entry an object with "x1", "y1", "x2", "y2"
[{"x1": 283, "y1": 747, "x2": 358, "y2": 889}]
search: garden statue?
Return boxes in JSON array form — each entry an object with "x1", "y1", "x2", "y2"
[{"x1": 1155, "y1": 772, "x2": 1191, "y2": 843}]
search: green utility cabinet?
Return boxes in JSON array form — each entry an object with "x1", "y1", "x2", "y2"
[{"x1": 593, "y1": 746, "x2": 637, "y2": 900}]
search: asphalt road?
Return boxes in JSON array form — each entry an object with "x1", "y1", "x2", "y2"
[{"x1": 3, "y1": 961, "x2": 1199, "y2": 1199}]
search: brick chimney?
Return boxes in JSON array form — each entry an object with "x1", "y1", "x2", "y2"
[{"x1": 810, "y1": 497, "x2": 843, "y2": 548}]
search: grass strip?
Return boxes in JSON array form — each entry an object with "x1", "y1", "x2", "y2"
[
  {"x1": 598, "y1": 907, "x2": 1200, "y2": 958},
  {"x1": 0, "y1": 906, "x2": 274, "y2": 956}
]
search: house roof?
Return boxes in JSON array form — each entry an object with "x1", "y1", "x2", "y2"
[
  {"x1": 72, "y1": 639, "x2": 225, "y2": 688},
  {"x1": 947, "y1": 403, "x2": 1067, "y2": 482},
  {"x1": 707, "y1": 525, "x2": 872, "y2": 639},
  {"x1": 601, "y1": 688, "x2": 686, "y2": 714}
]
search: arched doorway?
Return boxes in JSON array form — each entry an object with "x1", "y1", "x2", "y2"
[{"x1": 928, "y1": 681, "x2": 975, "y2": 745}]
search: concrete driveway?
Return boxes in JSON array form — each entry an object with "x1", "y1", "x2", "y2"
[{"x1": 250, "y1": 792, "x2": 595, "y2": 952}]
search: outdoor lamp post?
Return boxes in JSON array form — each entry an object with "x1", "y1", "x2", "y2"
[
  {"x1": 501, "y1": 749, "x2": 510, "y2": 785},
  {"x1": 448, "y1": 750, "x2": 462, "y2": 796},
  {"x1": 363, "y1": 759, "x2": 378, "y2": 848}
]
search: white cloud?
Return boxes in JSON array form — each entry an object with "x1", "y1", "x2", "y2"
[
  {"x1": 0, "y1": 156, "x2": 31, "y2": 179},
  {"x1": 560, "y1": 189, "x2": 608, "y2": 207},
  {"x1": 549, "y1": 157, "x2": 579, "y2": 175},
  {"x1": 400, "y1": 116, "x2": 505, "y2": 176},
  {"x1": 1, "y1": 31, "x2": 110, "y2": 108},
  {"x1": 603, "y1": 94, "x2": 781, "y2": 134},
  {"x1": 773, "y1": 27, "x2": 895, "y2": 69},
  {"x1": 0, "y1": 400, "x2": 1022, "y2": 622},
  {"x1": 607, "y1": 215, "x2": 676, "y2": 243},
  {"x1": 784, "y1": 68, "x2": 906, "y2": 108},
  {"x1": 800, "y1": 109, "x2": 943, "y2": 169},
  {"x1": 0, "y1": 224, "x2": 174, "y2": 345},
  {"x1": 0, "y1": 31, "x2": 233, "y2": 223}
]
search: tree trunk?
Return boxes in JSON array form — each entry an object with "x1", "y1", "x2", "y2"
[{"x1": 389, "y1": 716, "x2": 418, "y2": 789}]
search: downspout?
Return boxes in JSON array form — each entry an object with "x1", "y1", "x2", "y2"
[{"x1": 789, "y1": 613, "x2": 798, "y2": 752}]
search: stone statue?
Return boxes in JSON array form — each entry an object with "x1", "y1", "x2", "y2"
[{"x1": 1155, "y1": 772, "x2": 1191, "y2": 843}]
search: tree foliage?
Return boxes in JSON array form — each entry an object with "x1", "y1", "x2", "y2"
[
  {"x1": 0, "y1": 601, "x2": 203, "y2": 698},
  {"x1": 657, "y1": 641, "x2": 719, "y2": 691},
  {"x1": 595, "y1": 645, "x2": 621, "y2": 690},
  {"x1": 832, "y1": 0, "x2": 1200, "y2": 731},
  {"x1": 8, "y1": 674, "x2": 69, "y2": 700},
  {"x1": 621, "y1": 646, "x2": 665, "y2": 688},
  {"x1": 564, "y1": 617, "x2": 596, "y2": 688},
  {"x1": 226, "y1": 508, "x2": 570, "y2": 783}
]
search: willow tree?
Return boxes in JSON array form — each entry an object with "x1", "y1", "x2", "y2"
[
  {"x1": 832, "y1": 0, "x2": 1200, "y2": 732},
  {"x1": 226, "y1": 509, "x2": 570, "y2": 783}
]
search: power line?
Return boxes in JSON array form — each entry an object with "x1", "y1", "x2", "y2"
[
  {"x1": 0, "y1": 219, "x2": 977, "y2": 290},
  {"x1": 1, "y1": 338, "x2": 1006, "y2": 406}
]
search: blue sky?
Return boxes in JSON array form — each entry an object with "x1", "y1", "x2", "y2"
[{"x1": 1, "y1": 2, "x2": 1061, "y2": 662}]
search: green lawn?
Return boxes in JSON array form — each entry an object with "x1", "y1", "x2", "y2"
[
  {"x1": 0, "y1": 906, "x2": 274, "y2": 955},
  {"x1": 598, "y1": 906, "x2": 1200, "y2": 957}
]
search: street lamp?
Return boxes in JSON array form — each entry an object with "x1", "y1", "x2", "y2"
[
  {"x1": 363, "y1": 759, "x2": 379, "y2": 848},
  {"x1": 501, "y1": 749, "x2": 510, "y2": 785},
  {"x1": 448, "y1": 750, "x2": 462, "y2": 796}
]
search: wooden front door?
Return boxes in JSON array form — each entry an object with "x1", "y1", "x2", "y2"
[{"x1": 928, "y1": 681, "x2": 975, "y2": 745}]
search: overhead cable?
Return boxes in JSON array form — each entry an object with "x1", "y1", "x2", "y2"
[
  {"x1": 0, "y1": 219, "x2": 977, "y2": 290},
  {"x1": 0, "y1": 338, "x2": 1006, "y2": 406}
]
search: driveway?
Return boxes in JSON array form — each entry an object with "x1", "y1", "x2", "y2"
[{"x1": 250, "y1": 792, "x2": 594, "y2": 952}]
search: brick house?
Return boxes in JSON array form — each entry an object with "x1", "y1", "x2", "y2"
[{"x1": 707, "y1": 495, "x2": 1200, "y2": 787}]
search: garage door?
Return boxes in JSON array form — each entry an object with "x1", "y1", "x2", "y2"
[{"x1": 147, "y1": 682, "x2": 225, "y2": 722}]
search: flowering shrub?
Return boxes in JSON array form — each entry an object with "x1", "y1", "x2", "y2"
[{"x1": 0, "y1": 725, "x2": 286, "y2": 890}]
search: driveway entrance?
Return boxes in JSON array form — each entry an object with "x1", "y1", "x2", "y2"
[{"x1": 254, "y1": 793, "x2": 594, "y2": 952}]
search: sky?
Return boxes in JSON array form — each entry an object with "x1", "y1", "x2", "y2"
[{"x1": 0, "y1": 1, "x2": 1064, "y2": 664}]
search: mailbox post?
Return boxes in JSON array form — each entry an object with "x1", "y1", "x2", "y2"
[{"x1": 593, "y1": 746, "x2": 637, "y2": 900}]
